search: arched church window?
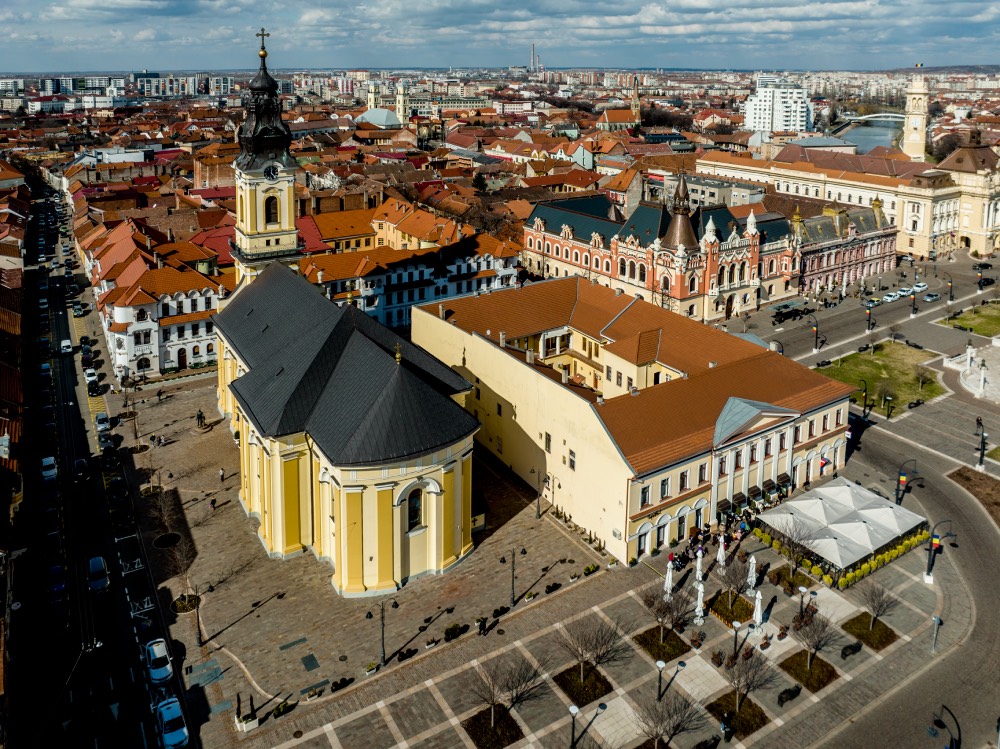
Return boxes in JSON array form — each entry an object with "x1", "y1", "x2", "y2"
[
  {"x1": 264, "y1": 196, "x2": 279, "y2": 225},
  {"x1": 407, "y1": 488, "x2": 422, "y2": 531}
]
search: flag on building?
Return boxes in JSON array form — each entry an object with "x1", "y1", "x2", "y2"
[
  {"x1": 931, "y1": 534, "x2": 940, "y2": 550},
  {"x1": 915, "y1": 63, "x2": 924, "y2": 68}
]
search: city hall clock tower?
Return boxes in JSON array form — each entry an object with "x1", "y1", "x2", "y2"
[
  {"x1": 902, "y1": 75, "x2": 928, "y2": 163},
  {"x1": 232, "y1": 28, "x2": 300, "y2": 285}
]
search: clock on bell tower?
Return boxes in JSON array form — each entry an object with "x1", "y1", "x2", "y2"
[{"x1": 232, "y1": 28, "x2": 301, "y2": 285}]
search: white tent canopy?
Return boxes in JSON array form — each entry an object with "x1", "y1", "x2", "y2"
[{"x1": 758, "y1": 476, "x2": 926, "y2": 570}]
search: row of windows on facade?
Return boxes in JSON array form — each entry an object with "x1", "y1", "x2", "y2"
[
  {"x1": 779, "y1": 182, "x2": 899, "y2": 212},
  {"x1": 335, "y1": 262, "x2": 505, "y2": 293},
  {"x1": 157, "y1": 297, "x2": 216, "y2": 318},
  {"x1": 162, "y1": 321, "x2": 214, "y2": 342},
  {"x1": 473, "y1": 390, "x2": 579, "y2": 472},
  {"x1": 637, "y1": 409, "x2": 844, "y2": 507}
]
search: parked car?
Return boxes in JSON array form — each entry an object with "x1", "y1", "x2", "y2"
[
  {"x1": 87, "y1": 556, "x2": 109, "y2": 593},
  {"x1": 101, "y1": 445, "x2": 121, "y2": 470},
  {"x1": 144, "y1": 638, "x2": 174, "y2": 684},
  {"x1": 923, "y1": 292, "x2": 941, "y2": 302},
  {"x1": 61, "y1": 339, "x2": 73, "y2": 354},
  {"x1": 41, "y1": 456, "x2": 58, "y2": 482},
  {"x1": 154, "y1": 697, "x2": 189, "y2": 748},
  {"x1": 97, "y1": 431, "x2": 115, "y2": 452},
  {"x1": 912, "y1": 282, "x2": 928, "y2": 293},
  {"x1": 108, "y1": 477, "x2": 128, "y2": 502},
  {"x1": 38, "y1": 337, "x2": 50, "y2": 356},
  {"x1": 72, "y1": 301, "x2": 83, "y2": 317},
  {"x1": 973, "y1": 262, "x2": 993, "y2": 270},
  {"x1": 73, "y1": 458, "x2": 89, "y2": 483},
  {"x1": 78, "y1": 335, "x2": 89, "y2": 347},
  {"x1": 88, "y1": 380, "x2": 102, "y2": 397},
  {"x1": 95, "y1": 412, "x2": 111, "y2": 432},
  {"x1": 83, "y1": 368, "x2": 98, "y2": 385},
  {"x1": 898, "y1": 255, "x2": 914, "y2": 264}
]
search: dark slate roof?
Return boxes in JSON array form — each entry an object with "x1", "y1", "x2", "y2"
[
  {"x1": 793, "y1": 208, "x2": 883, "y2": 245},
  {"x1": 692, "y1": 205, "x2": 739, "y2": 240},
  {"x1": 215, "y1": 263, "x2": 478, "y2": 465},
  {"x1": 528, "y1": 194, "x2": 623, "y2": 243},
  {"x1": 616, "y1": 202, "x2": 673, "y2": 243}
]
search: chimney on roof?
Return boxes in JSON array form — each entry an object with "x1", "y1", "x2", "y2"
[
  {"x1": 596, "y1": 395, "x2": 604, "y2": 405},
  {"x1": 526, "y1": 348, "x2": 535, "y2": 365},
  {"x1": 438, "y1": 303, "x2": 445, "y2": 319},
  {"x1": 561, "y1": 367, "x2": 569, "y2": 384},
  {"x1": 499, "y1": 331, "x2": 506, "y2": 348},
  {"x1": 615, "y1": 287, "x2": 623, "y2": 296},
  {"x1": 630, "y1": 386, "x2": 639, "y2": 396},
  {"x1": 317, "y1": 270, "x2": 324, "y2": 284},
  {"x1": 709, "y1": 361, "x2": 717, "y2": 368},
  {"x1": 145, "y1": 235, "x2": 151, "y2": 249},
  {"x1": 156, "y1": 252, "x2": 163, "y2": 269}
]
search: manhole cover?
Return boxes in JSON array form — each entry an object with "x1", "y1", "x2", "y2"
[
  {"x1": 339, "y1": 655, "x2": 348, "y2": 662},
  {"x1": 293, "y1": 731, "x2": 303, "y2": 739},
  {"x1": 567, "y1": 559, "x2": 575, "y2": 564},
  {"x1": 153, "y1": 532, "x2": 180, "y2": 549},
  {"x1": 496, "y1": 629, "x2": 505, "y2": 636}
]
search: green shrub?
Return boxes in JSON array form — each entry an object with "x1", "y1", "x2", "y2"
[
  {"x1": 845, "y1": 571, "x2": 856, "y2": 585},
  {"x1": 838, "y1": 578, "x2": 848, "y2": 590},
  {"x1": 772, "y1": 539, "x2": 781, "y2": 551},
  {"x1": 761, "y1": 534, "x2": 772, "y2": 546},
  {"x1": 811, "y1": 565, "x2": 823, "y2": 576},
  {"x1": 753, "y1": 528, "x2": 763, "y2": 539},
  {"x1": 889, "y1": 550, "x2": 899, "y2": 561},
  {"x1": 860, "y1": 563, "x2": 871, "y2": 576},
  {"x1": 780, "y1": 545, "x2": 790, "y2": 557},
  {"x1": 444, "y1": 623, "x2": 463, "y2": 642},
  {"x1": 823, "y1": 574, "x2": 833, "y2": 586}
]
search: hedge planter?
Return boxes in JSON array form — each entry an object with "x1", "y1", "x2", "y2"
[{"x1": 235, "y1": 716, "x2": 259, "y2": 732}]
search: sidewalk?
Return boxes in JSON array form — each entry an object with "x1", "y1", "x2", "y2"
[{"x1": 114, "y1": 378, "x2": 969, "y2": 749}]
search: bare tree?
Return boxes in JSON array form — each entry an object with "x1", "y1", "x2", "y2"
[
  {"x1": 164, "y1": 535, "x2": 197, "y2": 591},
  {"x1": 470, "y1": 651, "x2": 550, "y2": 728},
  {"x1": 726, "y1": 650, "x2": 778, "y2": 713},
  {"x1": 715, "y1": 559, "x2": 750, "y2": 609},
  {"x1": 793, "y1": 613, "x2": 839, "y2": 669},
  {"x1": 640, "y1": 587, "x2": 692, "y2": 643},
  {"x1": 558, "y1": 615, "x2": 633, "y2": 682},
  {"x1": 633, "y1": 690, "x2": 706, "y2": 748},
  {"x1": 867, "y1": 330, "x2": 878, "y2": 356},
  {"x1": 914, "y1": 365, "x2": 935, "y2": 391},
  {"x1": 876, "y1": 380, "x2": 896, "y2": 412},
  {"x1": 857, "y1": 581, "x2": 898, "y2": 630},
  {"x1": 771, "y1": 517, "x2": 814, "y2": 578},
  {"x1": 888, "y1": 323, "x2": 901, "y2": 344}
]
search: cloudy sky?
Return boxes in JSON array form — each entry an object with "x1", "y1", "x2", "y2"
[{"x1": 0, "y1": 0, "x2": 995, "y2": 74}]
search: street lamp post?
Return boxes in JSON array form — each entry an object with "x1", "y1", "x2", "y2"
[
  {"x1": 569, "y1": 705, "x2": 579, "y2": 747},
  {"x1": 910, "y1": 292, "x2": 917, "y2": 315},
  {"x1": 858, "y1": 379, "x2": 869, "y2": 416},
  {"x1": 931, "y1": 615, "x2": 942, "y2": 654},
  {"x1": 732, "y1": 621, "x2": 742, "y2": 658},
  {"x1": 530, "y1": 467, "x2": 543, "y2": 519},
  {"x1": 807, "y1": 314, "x2": 820, "y2": 353},
  {"x1": 500, "y1": 546, "x2": 527, "y2": 607},
  {"x1": 365, "y1": 598, "x2": 400, "y2": 667},
  {"x1": 924, "y1": 519, "x2": 956, "y2": 583},
  {"x1": 655, "y1": 660, "x2": 667, "y2": 701},
  {"x1": 895, "y1": 459, "x2": 916, "y2": 504},
  {"x1": 944, "y1": 271, "x2": 954, "y2": 302}
]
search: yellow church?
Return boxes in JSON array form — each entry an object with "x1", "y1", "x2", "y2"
[{"x1": 214, "y1": 32, "x2": 479, "y2": 596}]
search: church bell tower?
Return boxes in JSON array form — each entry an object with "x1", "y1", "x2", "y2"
[
  {"x1": 232, "y1": 28, "x2": 300, "y2": 285},
  {"x1": 902, "y1": 75, "x2": 928, "y2": 162}
]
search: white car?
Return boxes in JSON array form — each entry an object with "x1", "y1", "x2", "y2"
[
  {"x1": 882, "y1": 292, "x2": 899, "y2": 303},
  {"x1": 154, "y1": 698, "x2": 189, "y2": 748},
  {"x1": 84, "y1": 368, "x2": 98, "y2": 385},
  {"x1": 898, "y1": 286, "x2": 913, "y2": 296},
  {"x1": 41, "y1": 456, "x2": 58, "y2": 482},
  {"x1": 143, "y1": 638, "x2": 173, "y2": 684},
  {"x1": 912, "y1": 282, "x2": 928, "y2": 293}
]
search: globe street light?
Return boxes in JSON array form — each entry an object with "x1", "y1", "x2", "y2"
[
  {"x1": 732, "y1": 621, "x2": 742, "y2": 658},
  {"x1": 655, "y1": 660, "x2": 667, "y2": 701},
  {"x1": 500, "y1": 546, "x2": 527, "y2": 607},
  {"x1": 569, "y1": 705, "x2": 579, "y2": 747},
  {"x1": 365, "y1": 598, "x2": 400, "y2": 668}
]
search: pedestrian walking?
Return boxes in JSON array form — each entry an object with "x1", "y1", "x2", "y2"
[
  {"x1": 977, "y1": 416, "x2": 984, "y2": 431},
  {"x1": 156, "y1": 389, "x2": 162, "y2": 402},
  {"x1": 219, "y1": 468, "x2": 225, "y2": 483},
  {"x1": 210, "y1": 498, "x2": 217, "y2": 511},
  {"x1": 150, "y1": 434, "x2": 156, "y2": 448},
  {"x1": 157, "y1": 435, "x2": 163, "y2": 447},
  {"x1": 477, "y1": 617, "x2": 487, "y2": 636}
]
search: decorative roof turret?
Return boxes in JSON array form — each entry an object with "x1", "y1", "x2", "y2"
[
  {"x1": 235, "y1": 27, "x2": 295, "y2": 172},
  {"x1": 664, "y1": 173, "x2": 698, "y2": 250}
]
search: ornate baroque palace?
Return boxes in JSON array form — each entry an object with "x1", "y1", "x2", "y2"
[{"x1": 214, "y1": 33, "x2": 479, "y2": 596}]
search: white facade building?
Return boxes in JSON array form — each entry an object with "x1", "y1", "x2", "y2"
[{"x1": 744, "y1": 77, "x2": 812, "y2": 133}]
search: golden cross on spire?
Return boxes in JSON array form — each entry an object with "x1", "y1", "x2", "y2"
[
  {"x1": 394, "y1": 342, "x2": 402, "y2": 364},
  {"x1": 256, "y1": 27, "x2": 270, "y2": 47}
]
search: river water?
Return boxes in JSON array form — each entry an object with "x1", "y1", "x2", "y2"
[{"x1": 841, "y1": 121, "x2": 902, "y2": 154}]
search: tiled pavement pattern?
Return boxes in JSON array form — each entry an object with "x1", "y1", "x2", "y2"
[{"x1": 109, "y1": 377, "x2": 964, "y2": 749}]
